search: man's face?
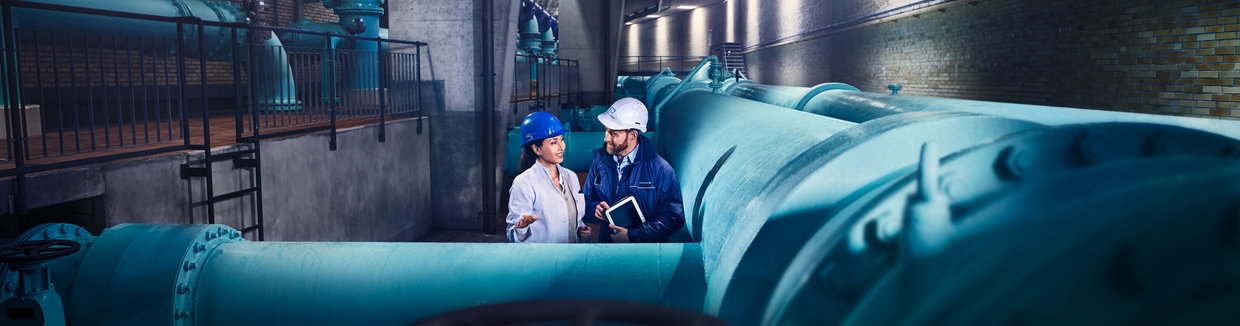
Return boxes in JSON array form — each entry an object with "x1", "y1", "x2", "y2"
[{"x1": 604, "y1": 128, "x2": 633, "y2": 156}]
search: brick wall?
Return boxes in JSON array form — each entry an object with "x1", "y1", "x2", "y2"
[
  {"x1": 303, "y1": 2, "x2": 341, "y2": 23},
  {"x1": 229, "y1": 0, "x2": 338, "y2": 26},
  {"x1": 18, "y1": 37, "x2": 241, "y2": 87},
  {"x1": 763, "y1": 0, "x2": 1240, "y2": 119},
  {"x1": 15, "y1": 0, "x2": 339, "y2": 91},
  {"x1": 624, "y1": 0, "x2": 1240, "y2": 119}
]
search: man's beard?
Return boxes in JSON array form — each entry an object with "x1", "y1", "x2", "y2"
[{"x1": 606, "y1": 141, "x2": 629, "y2": 156}]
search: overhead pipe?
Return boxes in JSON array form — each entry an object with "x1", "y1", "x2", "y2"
[{"x1": 7, "y1": 0, "x2": 300, "y2": 111}]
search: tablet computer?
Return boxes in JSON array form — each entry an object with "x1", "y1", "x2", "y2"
[{"x1": 605, "y1": 196, "x2": 646, "y2": 227}]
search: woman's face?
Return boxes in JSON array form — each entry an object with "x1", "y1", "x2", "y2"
[{"x1": 533, "y1": 135, "x2": 566, "y2": 165}]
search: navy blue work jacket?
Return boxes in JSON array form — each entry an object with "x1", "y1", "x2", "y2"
[{"x1": 582, "y1": 134, "x2": 685, "y2": 243}]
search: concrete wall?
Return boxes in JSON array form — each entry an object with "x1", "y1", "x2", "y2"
[
  {"x1": 389, "y1": 0, "x2": 519, "y2": 231},
  {"x1": 251, "y1": 118, "x2": 432, "y2": 241},
  {"x1": 620, "y1": 3, "x2": 724, "y2": 58},
  {"x1": 560, "y1": 0, "x2": 628, "y2": 105},
  {"x1": 620, "y1": 0, "x2": 1240, "y2": 119},
  {"x1": 2, "y1": 117, "x2": 433, "y2": 242}
]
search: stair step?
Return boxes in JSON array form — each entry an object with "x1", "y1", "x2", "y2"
[
  {"x1": 233, "y1": 158, "x2": 258, "y2": 169},
  {"x1": 212, "y1": 187, "x2": 260, "y2": 202},
  {"x1": 209, "y1": 149, "x2": 258, "y2": 162},
  {"x1": 240, "y1": 224, "x2": 263, "y2": 233},
  {"x1": 180, "y1": 165, "x2": 208, "y2": 179}
]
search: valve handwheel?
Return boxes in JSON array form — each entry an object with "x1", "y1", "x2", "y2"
[{"x1": 0, "y1": 240, "x2": 81, "y2": 263}]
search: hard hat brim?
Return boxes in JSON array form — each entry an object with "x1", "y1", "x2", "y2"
[
  {"x1": 522, "y1": 128, "x2": 569, "y2": 146},
  {"x1": 597, "y1": 113, "x2": 646, "y2": 132}
]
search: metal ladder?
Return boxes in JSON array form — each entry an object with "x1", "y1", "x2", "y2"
[
  {"x1": 180, "y1": 138, "x2": 266, "y2": 241},
  {"x1": 179, "y1": 101, "x2": 264, "y2": 241}
]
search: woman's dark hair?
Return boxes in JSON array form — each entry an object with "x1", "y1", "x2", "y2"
[{"x1": 518, "y1": 138, "x2": 547, "y2": 173}]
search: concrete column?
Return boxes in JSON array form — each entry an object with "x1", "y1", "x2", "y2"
[
  {"x1": 389, "y1": 0, "x2": 518, "y2": 230},
  {"x1": 558, "y1": 0, "x2": 626, "y2": 106}
]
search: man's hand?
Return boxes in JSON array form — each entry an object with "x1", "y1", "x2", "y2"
[
  {"x1": 594, "y1": 202, "x2": 610, "y2": 219},
  {"x1": 577, "y1": 225, "x2": 592, "y2": 238},
  {"x1": 609, "y1": 225, "x2": 630, "y2": 243},
  {"x1": 516, "y1": 215, "x2": 539, "y2": 228}
]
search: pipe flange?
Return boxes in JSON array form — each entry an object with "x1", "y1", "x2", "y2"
[
  {"x1": 166, "y1": 0, "x2": 196, "y2": 56},
  {"x1": 172, "y1": 225, "x2": 244, "y2": 325},
  {"x1": 331, "y1": 0, "x2": 385, "y2": 14},
  {"x1": 168, "y1": 0, "x2": 193, "y2": 17},
  {"x1": 200, "y1": 1, "x2": 244, "y2": 61}
]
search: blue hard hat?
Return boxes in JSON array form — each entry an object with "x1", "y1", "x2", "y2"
[{"x1": 520, "y1": 111, "x2": 569, "y2": 146}]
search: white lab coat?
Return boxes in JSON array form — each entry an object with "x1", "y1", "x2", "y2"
[{"x1": 506, "y1": 163, "x2": 586, "y2": 243}]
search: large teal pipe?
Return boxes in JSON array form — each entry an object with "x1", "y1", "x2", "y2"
[
  {"x1": 801, "y1": 90, "x2": 1240, "y2": 140},
  {"x1": 727, "y1": 82, "x2": 859, "y2": 111},
  {"x1": 195, "y1": 243, "x2": 703, "y2": 324},
  {"x1": 37, "y1": 223, "x2": 705, "y2": 325},
  {"x1": 655, "y1": 88, "x2": 856, "y2": 276},
  {"x1": 700, "y1": 110, "x2": 1043, "y2": 324},
  {"x1": 648, "y1": 76, "x2": 1050, "y2": 324},
  {"x1": 615, "y1": 75, "x2": 648, "y2": 100},
  {"x1": 9, "y1": 0, "x2": 300, "y2": 110}
]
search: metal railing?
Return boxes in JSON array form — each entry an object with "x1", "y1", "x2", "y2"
[
  {"x1": 511, "y1": 54, "x2": 579, "y2": 121},
  {"x1": 0, "y1": 1, "x2": 427, "y2": 214},
  {"x1": 618, "y1": 56, "x2": 706, "y2": 76}
]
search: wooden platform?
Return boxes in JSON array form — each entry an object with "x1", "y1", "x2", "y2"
[{"x1": 0, "y1": 113, "x2": 414, "y2": 170}]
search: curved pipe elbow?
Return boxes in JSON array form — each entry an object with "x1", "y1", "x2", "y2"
[{"x1": 251, "y1": 36, "x2": 302, "y2": 110}]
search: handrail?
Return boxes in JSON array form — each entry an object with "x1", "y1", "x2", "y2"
[
  {"x1": 7, "y1": 1, "x2": 428, "y2": 46},
  {"x1": 0, "y1": 0, "x2": 430, "y2": 214}
]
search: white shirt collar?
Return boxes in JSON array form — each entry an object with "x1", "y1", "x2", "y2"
[{"x1": 614, "y1": 144, "x2": 639, "y2": 165}]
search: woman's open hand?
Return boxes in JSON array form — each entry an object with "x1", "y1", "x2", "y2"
[{"x1": 516, "y1": 215, "x2": 540, "y2": 228}]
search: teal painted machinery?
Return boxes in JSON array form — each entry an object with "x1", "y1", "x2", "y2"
[
  {"x1": 279, "y1": 0, "x2": 388, "y2": 104},
  {"x1": 4, "y1": 56, "x2": 1240, "y2": 325}
]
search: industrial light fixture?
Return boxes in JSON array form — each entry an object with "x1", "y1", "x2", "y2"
[
  {"x1": 678, "y1": 5, "x2": 697, "y2": 9},
  {"x1": 649, "y1": 14, "x2": 661, "y2": 18}
]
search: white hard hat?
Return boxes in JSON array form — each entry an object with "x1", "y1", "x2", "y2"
[{"x1": 599, "y1": 97, "x2": 649, "y2": 132}]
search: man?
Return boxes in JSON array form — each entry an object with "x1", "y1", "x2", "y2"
[{"x1": 581, "y1": 97, "x2": 685, "y2": 243}]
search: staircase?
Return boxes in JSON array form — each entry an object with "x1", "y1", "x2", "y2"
[{"x1": 712, "y1": 42, "x2": 746, "y2": 76}]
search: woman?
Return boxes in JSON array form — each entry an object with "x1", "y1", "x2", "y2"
[{"x1": 507, "y1": 112, "x2": 592, "y2": 243}]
